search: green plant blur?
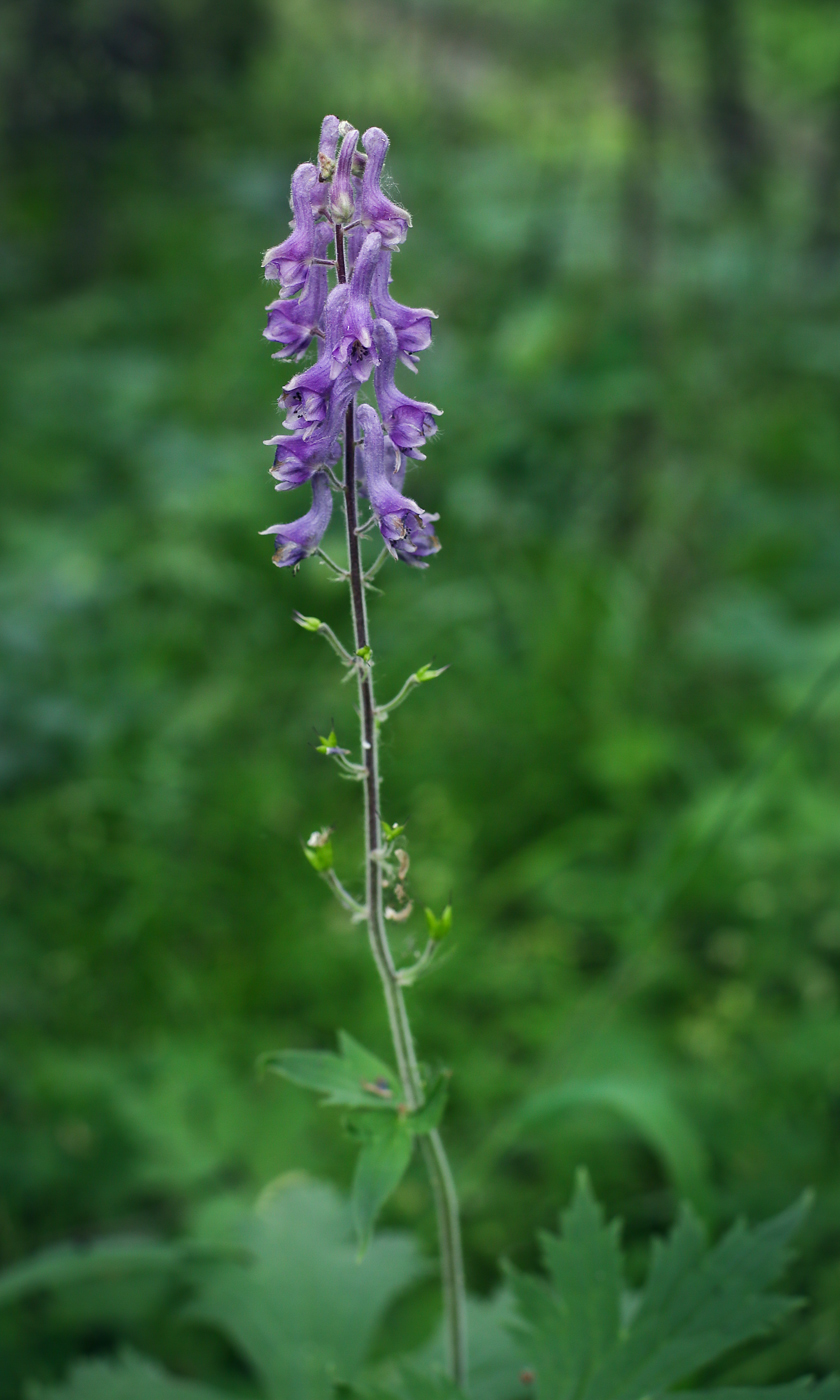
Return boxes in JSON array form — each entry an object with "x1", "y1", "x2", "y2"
[{"x1": 3, "y1": 0, "x2": 840, "y2": 1390}]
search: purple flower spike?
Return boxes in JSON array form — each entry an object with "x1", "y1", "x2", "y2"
[
  {"x1": 327, "y1": 231, "x2": 382, "y2": 383},
  {"x1": 358, "y1": 128, "x2": 411, "y2": 248},
  {"x1": 262, "y1": 163, "x2": 320, "y2": 293},
  {"x1": 357, "y1": 404, "x2": 440, "y2": 567},
  {"x1": 373, "y1": 319, "x2": 442, "y2": 460},
  {"x1": 259, "y1": 470, "x2": 333, "y2": 568},
  {"x1": 330, "y1": 124, "x2": 359, "y2": 224},
  {"x1": 371, "y1": 252, "x2": 437, "y2": 372}
]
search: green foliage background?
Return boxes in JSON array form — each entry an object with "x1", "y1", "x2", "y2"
[{"x1": 3, "y1": 0, "x2": 840, "y2": 1390}]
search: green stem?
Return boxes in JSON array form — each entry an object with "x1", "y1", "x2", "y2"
[{"x1": 336, "y1": 225, "x2": 468, "y2": 1388}]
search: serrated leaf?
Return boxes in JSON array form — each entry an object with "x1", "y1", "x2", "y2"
[
  {"x1": 262, "y1": 1030, "x2": 401, "y2": 1108},
  {"x1": 185, "y1": 1177, "x2": 422, "y2": 1400},
  {"x1": 684, "y1": 1385, "x2": 840, "y2": 1400},
  {"x1": 350, "y1": 1114, "x2": 415, "y2": 1254},
  {"x1": 407, "y1": 1074, "x2": 450, "y2": 1135},
  {"x1": 29, "y1": 1349, "x2": 225, "y2": 1400},
  {"x1": 587, "y1": 1196, "x2": 809, "y2": 1400},
  {"x1": 508, "y1": 1179, "x2": 814, "y2": 1400},
  {"x1": 507, "y1": 1170, "x2": 621, "y2": 1400}
]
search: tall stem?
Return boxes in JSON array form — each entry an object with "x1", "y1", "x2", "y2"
[{"x1": 336, "y1": 224, "x2": 468, "y2": 1388}]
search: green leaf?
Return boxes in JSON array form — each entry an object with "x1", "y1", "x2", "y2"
[
  {"x1": 0, "y1": 1238, "x2": 183, "y2": 1310},
  {"x1": 406, "y1": 1073, "x2": 450, "y2": 1135},
  {"x1": 261, "y1": 1030, "x2": 401, "y2": 1109},
  {"x1": 361, "y1": 1363, "x2": 464, "y2": 1400},
  {"x1": 29, "y1": 1349, "x2": 225, "y2": 1400},
  {"x1": 590, "y1": 1195, "x2": 809, "y2": 1400},
  {"x1": 493, "y1": 1074, "x2": 708, "y2": 1204},
  {"x1": 507, "y1": 1170, "x2": 621, "y2": 1400},
  {"x1": 508, "y1": 1178, "x2": 814, "y2": 1400},
  {"x1": 684, "y1": 1385, "x2": 840, "y2": 1400},
  {"x1": 349, "y1": 1113, "x2": 415, "y2": 1254},
  {"x1": 414, "y1": 1289, "x2": 527, "y2": 1400},
  {"x1": 186, "y1": 1177, "x2": 423, "y2": 1400}
]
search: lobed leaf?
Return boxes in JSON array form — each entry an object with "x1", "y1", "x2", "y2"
[
  {"x1": 509, "y1": 1176, "x2": 815, "y2": 1400},
  {"x1": 185, "y1": 1176, "x2": 423, "y2": 1400}
]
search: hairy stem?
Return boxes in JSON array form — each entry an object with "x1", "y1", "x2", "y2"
[{"x1": 336, "y1": 224, "x2": 468, "y2": 1388}]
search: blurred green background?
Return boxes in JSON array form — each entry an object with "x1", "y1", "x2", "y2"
[{"x1": 3, "y1": 0, "x2": 840, "y2": 1389}]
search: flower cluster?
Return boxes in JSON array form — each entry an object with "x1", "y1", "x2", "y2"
[{"x1": 260, "y1": 117, "x2": 441, "y2": 569}]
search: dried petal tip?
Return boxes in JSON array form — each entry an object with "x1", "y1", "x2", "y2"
[{"x1": 258, "y1": 470, "x2": 333, "y2": 567}]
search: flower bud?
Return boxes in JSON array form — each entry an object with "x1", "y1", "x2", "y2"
[
  {"x1": 304, "y1": 827, "x2": 334, "y2": 872},
  {"x1": 424, "y1": 905, "x2": 452, "y2": 941}
]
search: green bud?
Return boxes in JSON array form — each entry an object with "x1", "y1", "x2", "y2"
[
  {"x1": 424, "y1": 904, "x2": 452, "y2": 941},
  {"x1": 304, "y1": 828, "x2": 334, "y2": 872},
  {"x1": 382, "y1": 821, "x2": 406, "y2": 842},
  {"x1": 293, "y1": 613, "x2": 322, "y2": 632},
  {"x1": 355, "y1": 645, "x2": 373, "y2": 663},
  {"x1": 415, "y1": 662, "x2": 449, "y2": 683},
  {"x1": 316, "y1": 730, "x2": 349, "y2": 757}
]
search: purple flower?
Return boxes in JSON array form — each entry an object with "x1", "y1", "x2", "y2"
[
  {"x1": 358, "y1": 128, "x2": 411, "y2": 248},
  {"x1": 357, "y1": 404, "x2": 440, "y2": 567},
  {"x1": 264, "y1": 226, "x2": 332, "y2": 360},
  {"x1": 357, "y1": 431, "x2": 404, "y2": 499},
  {"x1": 373, "y1": 319, "x2": 442, "y2": 460},
  {"x1": 280, "y1": 342, "x2": 333, "y2": 436},
  {"x1": 262, "y1": 163, "x2": 321, "y2": 294},
  {"x1": 259, "y1": 470, "x2": 333, "y2": 568},
  {"x1": 327, "y1": 231, "x2": 382, "y2": 383},
  {"x1": 266, "y1": 373, "x2": 356, "y2": 489},
  {"x1": 330, "y1": 124, "x2": 359, "y2": 224},
  {"x1": 371, "y1": 252, "x2": 436, "y2": 371}
]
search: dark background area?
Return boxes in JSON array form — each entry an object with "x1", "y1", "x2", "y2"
[{"x1": 3, "y1": 0, "x2": 840, "y2": 1389}]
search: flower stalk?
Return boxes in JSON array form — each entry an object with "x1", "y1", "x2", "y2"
[{"x1": 260, "y1": 122, "x2": 466, "y2": 1388}]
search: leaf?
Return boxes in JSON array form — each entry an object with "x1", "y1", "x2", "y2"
[
  {"x1": 350, "y1": 1113, "x2": 415, "y2": 1254},
  {"x1": 494, "y1": 1075, "x2": 708, "y2": 1204},
  {"x1": 261, "y1": 1030, "x2": 401, "y2": 1109},
  {"x1": 185, "y1": 1176, "x2": 423, "y2": 1400},
  {"x1": 588, "y1": 1195, "x2": 809, "y2": 1400},
  {"x1": 508, "y1": 1178, "x2": 815, "y2": 1400},
  {"x1": 0, "y1": 1238, "x2": 184, "y2": 1309},
  {"x1": 507, "y1": 1170, "x2": 622, "y2": 1400},
  {"x1": 684, "y1": 1385, "x2": 840, "y2": 1400},
  {"x1": 362, "y1": 1363, "x2": 464, "y2": 1400},
  {"x1": 29, "y1": 1349, "x2": 225, "y2": 1400},
  {"x1": 407, "y1": 1074, "x2": 450, "y2": 1136},
  {"x1": 413, "y1": 1289, "x2": 528, "y2": 1400}
]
